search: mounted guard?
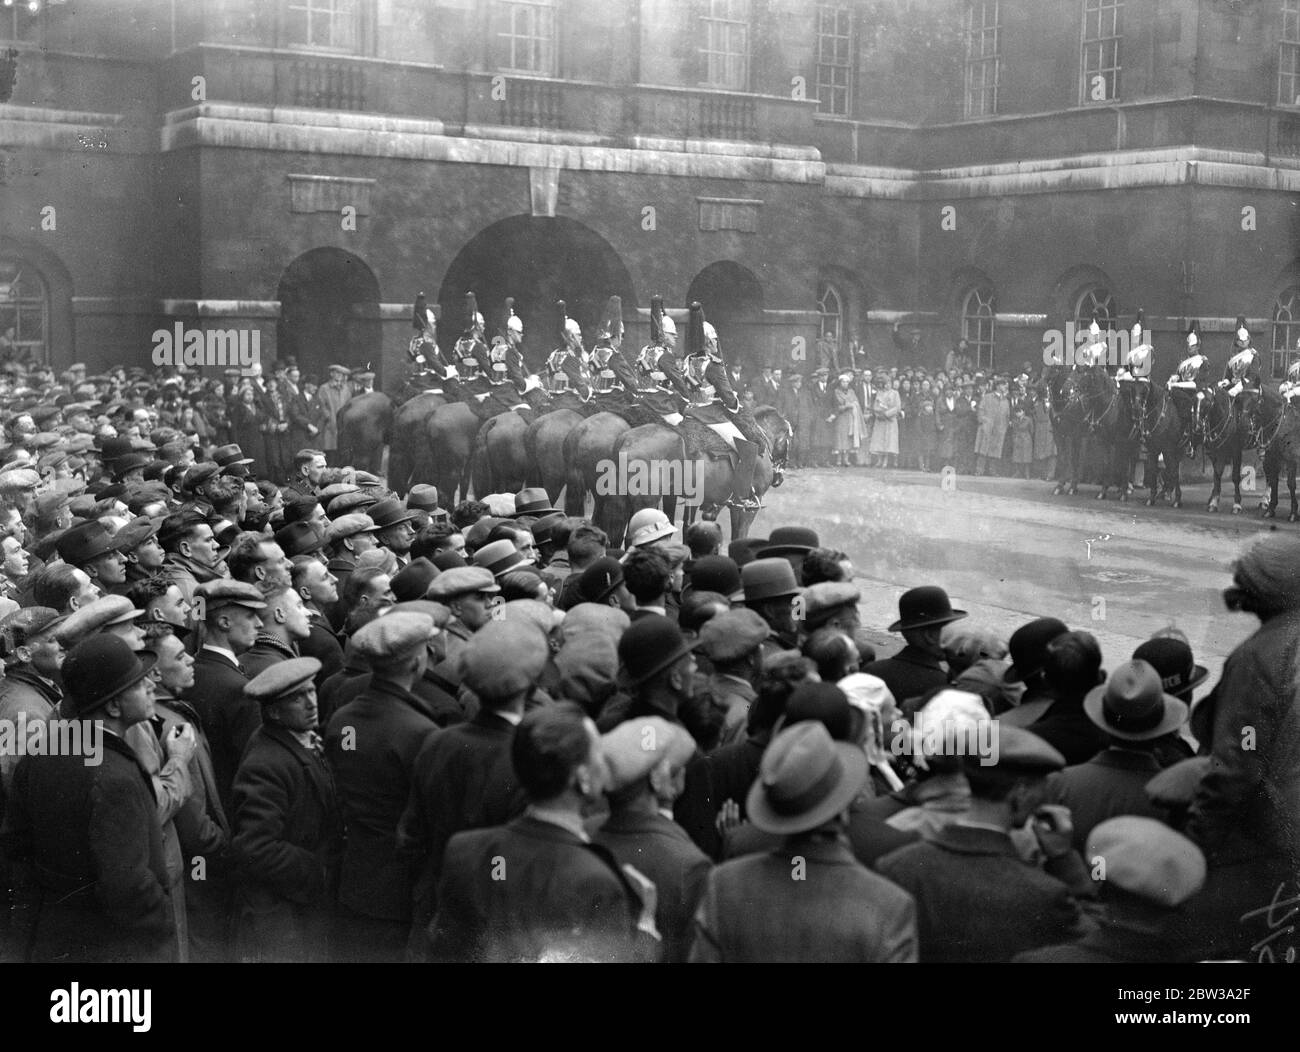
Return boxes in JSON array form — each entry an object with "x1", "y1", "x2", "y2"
[
  {"x1": 545, "y1": 299, "x2": 592, "y2": 400},
  {"x1": 1075, "y1": 317, "x2": 1109, "y2": 372},
  {"x1": 488, "y1": 296, "x2": 529, "y2": 394},
  {"x1": 446, "y1": 291, "x2": 492, "y2": 397},
  {"x1": 1281, "y1": 346, "x2": 1300, "y2": 404},
  {"x1": 683, "y1": 301, "x2": 764, "y2": 511},
  {"x1": 1219, "y1": 315, "x2": 1262, "y2": 427},
  {"x1": 589, "y1": 295, "x2": 640, "y2": 398},
  {"x1": 1116, "y1": 310, "x2": 1153, "y2": 428},
  {"x1": 1167, "y1": 320, "x2": 1209, "y2": 455},
  {"x1": 409, "y1": 291, "x2": 439, "y2": 369}
]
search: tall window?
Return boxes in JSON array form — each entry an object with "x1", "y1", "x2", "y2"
[
  {"x1": 962, "y1": 286, "x2": 997, "y2": 370},
  {"x1": 1281, "y1": 0, "x2": 1300, "y2": 106},
  {"x1": 964, "y1": 1, "x2": 1000, "y2": 118},
  {"x1": 1272, "y1": 288, "x2": 1300, "y2": 378},
  {"x1": 702, "y1": 0, "x2": 749, "y2": 90},
  {"x1": 498, "y1": 0, "x2": 556, "y2": 75},
  {"x1": 0, "y1": 260, "x2": 49, "y2": 365},
  {"x1": 818, "y1": 283, "x2": 844, "y2": 347},
  {"x1": 1080, "y1": 0, "x2": 1121, "y2": 103},
  {"x1": 816, "y1": 4, "x2": 853, "y2": 116},
  {"x1": 1074, "y1": 286, "x2": 1117, "y2": 332},
  {"x1": 286, "y1": 0, "x2": 360, "y2": 52}
]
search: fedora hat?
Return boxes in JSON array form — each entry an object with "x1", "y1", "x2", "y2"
[
  {"x1": 746, "y1": 721, "x2": 868, "y2": 835},
  {"x1": 61, "y1": 634, "x2": 157, "y2": 717},
  {"x1": 887, "y1": 586, "x2": 966, "y2": 633},
  {"x1": 757, "y1": 526, "x2": 819, "y2": 559},
  {"x1": 1132, "y1": 637, "x2": 1209, "y2": 698},
  {"x1": 472, "y1": 539, "x2": 528, "y2": 579},
  {"x1": 1083, "y1": 659, "x2": 1189, "y2": 742},
  {"x1": 212, "y1": 443, "x2": 253, "y2": 468},
  {"x1": 1004, "y1": 617, "x2": 1069, "y2": 683},
  {"x1": 369, "y1": 498, "x2": 417, "y2": 530},
  {"x1": 741, "y1": 557, "x2": 801, "y2": 603},
  {"x1": 510, "y1": 487, "x2": 561, "y2": 518}
]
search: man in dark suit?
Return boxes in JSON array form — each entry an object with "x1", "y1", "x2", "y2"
[
  {"x1": 690, "y1": 721, "x2": 917, "y2": 962},
  {"x1": 1015, "y1": 630, "x2": 1108, "y2": 766},
  {"x1": 232, "y1": 658, "x2": 342, "y2": 963},
  {"x1": 876, "y1": 726, "x2": 1100, "y2": 962},
  {"x1": 862, "y1": 586, "x2": 965, "y2": 709},
  {"x1": 325, "y1": 612, "x2": 439, "y2": 962},
  {"x1": 429, "y1": 703, "x2": 659, "y2": 963},
  {"x1": 291, "y1": 556, "x2": 345, "y2": 689},
  {"x1": 1045, "y1": 659, "x2": 1187, "y2": 853},
  {"x1": 183, "y1": 579, "x2": 267, "y2": 814},
  {"x1": 595, "y1": 717, "x2": 711, "y2": 963},
  {"x1": 1014, "y1": 817, "x2": 1207, "y2": 963},
  {"x1": 1, "y1": 636, "x2": 176, "y2": 962},
  {"x1": 399, "y1": 620, "x2": 545, "y2": 954}
]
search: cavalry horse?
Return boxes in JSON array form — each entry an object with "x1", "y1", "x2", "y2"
[
  {"x1": 1197, "y1": 385, "x2": 1251, "y2": 514},
  {"x1": 1130, "y1": 380, "x2": 1184, "y2": 508},
  {"x1": 1075, "y1": 365, "x2": 1140, "y2": 501},
  {"x1": 609, "y1": 405, "x2": 791, "y2": 545},
  {"x1": 1255, "y1": 386, "x2": 1300, "y2": 521},
  {"x1": 1042, "y1": 365, "x2": 1088, "y2": 496}
]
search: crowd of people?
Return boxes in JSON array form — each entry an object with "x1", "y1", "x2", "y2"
[{"x1": 0, "y1": 352, "x2": 1294, "y2": 965}]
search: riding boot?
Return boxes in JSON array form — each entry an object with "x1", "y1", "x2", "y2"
[{"x1": 730, "y1": 439, "x2": 761, "y2": 509}]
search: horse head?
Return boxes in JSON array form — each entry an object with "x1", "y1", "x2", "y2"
[{"x1": 754, "y1": 405, "x2": 792, "y2": 481}]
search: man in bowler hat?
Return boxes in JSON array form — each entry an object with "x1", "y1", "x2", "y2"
[{"x1": 861, "y1": 586, "x2": 966, "y2": 708}]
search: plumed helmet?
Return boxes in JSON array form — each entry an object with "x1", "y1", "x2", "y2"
[
  {"x1": 1130, "y1": 309, "x2": 1144, "y2": 346},
  {"x1": 687, "y1": 302, "x2": 708, "y2": 358},
  {"x1": 1186, "y1": 319, "x2": 1200, "y2": 348},
  {"x1": 1235, "y1": 315, "x2": 1250, "y2": 348},
  {"x1": 463, "y1": 292, "x2": 484, "y2": 335},
  {"x1": 596, "y1": 295, "x2": 624, "y2": 342},
  {"x1": 497, "y1": 297, "x2": 523, "y2": 341},
  {"x1": 649, "y1": 295, "x2": 668, "y2": 343},
  {"x1": 557, "y1": 300, "x2": 582, "y2": 343},
  {"x1": 412, "y1": 291, "x2": 437, "y2": 338}
]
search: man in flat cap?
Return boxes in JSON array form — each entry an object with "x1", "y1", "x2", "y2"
[
  {"x1": 325, "y1": 612, "x2": 439, "y2": 962},
  {"x1": 595, "y1": 717, "x2": 710, "y2": 963},
  {"x1": 876, "y1": 725, "x2": 1099, "y2": 962},
  {"x1": 400, "y1": 619, "x2": 547, "y2": 957},
  {"x1": 290, "y1": 555, "x2": 345, "y2": 689},
  {"x1": 0, "y1": 608, "x2": 66, "y2": 797},
  {"x1": 695, "y1": 608, "x2": 768, "y2": 749},
  {"x1": 799, "y1": 580, "x2": 862, "y2": 638},
  {"x1": 323, "y1": 512, "x2": 379, "y2": 626},
  {"x1": 54, "y1": 594, "x2": 149, "y2": 654},
  {"x1": 425, "y1": 566, "x2": 501, "y2": 679},
  {"x1": 56, "y1": 520, "x2": 130, "y2": 599},
  {"x1": 184, "y1": 580, "x2": 267, "y2": 817},
  {"x1": 232, "y1": 657, "x2": 342, "y2": 963},
  {"x1": 690, "y1": 721, "x2": 917, "y2": 963},
  {"x1": 429, "y1": 702, "x2": 658, "y2": 963}
]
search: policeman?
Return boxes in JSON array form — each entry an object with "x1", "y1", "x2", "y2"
[
  {"x1": 1168, "y1": 320, "x2": 1209, "y2": 454},
  {"x1": 682, "y1": 301, "x2": 763, "y2": 511},
  {"x1": 1219, "y1": 315, "x2": 1262, "y2": 426},
  {"x1": 589, "y1": 296, "x2": 640, "y2": 402},
  {"x1": 544, "y1": 300, "x2": 592, "y2": 400}
]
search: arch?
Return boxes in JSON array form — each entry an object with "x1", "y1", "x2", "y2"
[
  {"x1": 436, "y1": 215, "x2": 635, "y2": 369},
  {"x1": 817, "y1": 282, "x2": 843, "y2": 343},
  {"x1": 960, "y1": 283, "x2": 997, "y2": 371},
  {"x1": 1271, "y1": 285, "x2": 1300, "y2": 379},
  {"x1": 276, "y1": 248, "x2": 381, "y2": 383},
  {"x1": 1052, "y1": 264, "x2": 1118, "y2": 331},
  {"x1": 684, "y1": 260, "x2": 765, "y2": 364},
  {"x1": 0, "y1": 238, "x2": 74, "y2": 368}
]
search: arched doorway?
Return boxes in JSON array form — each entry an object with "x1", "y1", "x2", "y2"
[
  {"x1": 276, "y1": 248, "x2": 381, "y2": 382},
  {"x1": 437, "y1": 216, "x2": 635, "y2": 369},
  {"x1": 684, "y1": 261, "x2": 765, "y2": 365}
]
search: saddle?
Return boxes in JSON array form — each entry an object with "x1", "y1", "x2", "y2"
[{"x1": 681, "y1": 418, "x2": 737, "y2": 467}]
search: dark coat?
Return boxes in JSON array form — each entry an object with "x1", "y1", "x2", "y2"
[
  {"x1": 1013, "y1": 897, "x2": 1205, "y2": 963},
  {"x1": 1020, "y1": 697, "x2": 1108, "y2": 767},
  {"x1": 861, "y1": 645, "x2": 948, "y2": 710},
  {"x1": 231, "y1": 724, "x2": 342, "y2": 961},
  {"x1": 723, "y1": 792, "x2": 919, "y2": 869},
  {"x1": 300, "y1": 614, "x2": 345, "y2": 689},
  {"x1": 1045, "y1": 747, "x2": 1165, "y2": 855},
  {"x1": 325, "y1": 678, "x2": 438, "y2": 922},
  {"x1": 690, "y1": 833, "x2": 917, "y2": 962},
  {"x1": 594, "y1": 807, "x2": 712, "y2": 964},
  {"x1": 239, "y1": 635, "x2": 299, "y2": 682},
  {"x1": 183, "y1": 647, "x2": 258, "y2": 815},
  {"x1": 1, "y1": 728, "x2": 175, "y2": 963},
  {"x1": 674, "y1": 734, "x2": 767, "y2": 859},
  {"x1": 876, "y1": 823, "x2": 1096, "y2": 962},
  {"x1": 428, "y1": 813, "x2": 647, "y2": 962},
  {"x1": 397, "y1": 710, "x2": 526, "y2": 935}
]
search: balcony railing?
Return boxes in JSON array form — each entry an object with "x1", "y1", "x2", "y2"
[
  {"x1": 504, "y1": 78, "x2": 563, "y2": 129},
  {"x1": 291, "y1": 58, "x2": 366, "y2": 111},
  {"x1": 696, "y1": 95, "x2": 757, "y2": 141}
]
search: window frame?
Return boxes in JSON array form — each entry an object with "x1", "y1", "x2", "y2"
[
  {"x1": 701, "y1": 0, "x2": 751, "y2": 91},
  {"x1": 818, "y1": 282, "x2": 845, "y2": 348},
  {"x1": 1280, "y1": 0, "x2": 1300, "y2": 107},
  {"x1": 962, "y1": 285, "x2": 998, "y2": 371},
  {"x1": 963, "y1": 0, "x2": 1000, "y2": 119},
  {"x1": 1272, "y1": 287, "x2": 1300, "y2": 379},
  {"x1": 1080, "y1": 0, "x2": 1122, "y2": 104},
  {"x1": 0, "y1": 259, "x2": 50, "y2": 366},
  {"x1": 497, "y1": 0, "x2": 557, "y2": 77},
  {"x1": 815, "y1": 4, "x2": 853, "y2": 117}
]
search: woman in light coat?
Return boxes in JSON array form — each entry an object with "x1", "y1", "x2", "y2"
[
  {"x1": 868, "y1": 381, "x2": 902, "y2": 467},
  {"x1": 828, "y1": 372, "x2": 864, "y2": 466}
]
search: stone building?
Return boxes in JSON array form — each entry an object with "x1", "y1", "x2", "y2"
[{"x1": 2, "y1": 0, "x2": 1299, "y2": 385}]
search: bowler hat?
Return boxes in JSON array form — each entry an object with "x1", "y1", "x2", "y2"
[
  {"x1": 1083, "y1": 660, "x2": 1189, "y2": 742},
  {"x1": 887, "y1": 586, "x2": 966, "y2": 633},
  {"x1": 576, "y1": 557, "x2": 626, "y2": 604},
  {"x1": 1132, "y1": 637, "x2": 1209, "y2": 698},
  {"x1": 61, "y1": 634, "x2": 157, "y2": 716},
  {"x1": 618, "y1": 616, "x2": 696, "y2": 688},
  {"x1": 686, "y1": 555, "x2": 744, "y2": 602},
  {"x1": 213, "y1": 443, "x2": 254, "y2": 468},
  {"x1": 746, "y1": 721, "x2": 867, "y2": 835},
  {"x1": 727, "y1": 536, "x2": 768, "y2": 568},
  {"x1": 757, "y1": 526, "x2": 820, "y2": 559},
  {"x1": 510, "y1": 487, "x2": 561, "y2": 517},
  {"x1": 391, "y1": 557, "x2": 440, "y2": 602},
  {"x1": 1004, "y1": 617, "x2": 1069, "y2": 683},
  {"x1": 741, "y1": 557, "x2": 800, "y2": 603}
]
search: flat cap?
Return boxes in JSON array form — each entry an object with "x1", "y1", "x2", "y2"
[
  {"x1": 327, "y1": 490, "x2": 379, "y2": 516},
  {"x1": 0, "y1": 606, "x2": 67, "y2": 658},
  {"x1": 0, "y1": 468, "x2": 41, "y2": 491},
  {"x1": 1085, "y1": 817, "x2": 1206, "y2": 908},
  {"x1": 114, "y1": 515, "x2": 163, "y2": 552},
  {"x1": 244, "y1": 656, "x2": 322, "y2": 705},
  {"x1": 352, "y1": 611, "x2": 434, "y2": 662},
  {"x1": 195, "y1": 579, "x2": 268, "y2": 613},
  {"x1": 325, "y1": 513, "x2": 379, "y2": 544},
  {"x1": 426, "y1": 565, "x2": 500, "y2": 600},
  {"x1": 459, "y1": 620, "x2": 550, "y2": 699},
  {"x1": 55, "y1": 594, "x2": 146, "y2": 646},
  {"x1": 406, "y1": 484, "x2": 441, "y2": 511},
  {"x1": 969, "y1": 723, "x2": 1064, "y2": 774},
  {"x1": 388, "y1": 600, "x2": 451, "y2": 629},
  {"x1": 601, "y1": 717, "x2": 697, "y2": 792},
  {"x1": 391, "y1": 557, "x2": 440, "y2": 602},
  {"x1": 275, "y1": 519, "x2": 327, "y2": 558},
  {"x1": 694, "y1": 607, "x2": 769, "y2": 662},
  {"x1": 801, "y1": 581, "x2": 861, "y2": 627},
  {"x1": 35, "y1": 489, "x2": 73, "y2": 519}
]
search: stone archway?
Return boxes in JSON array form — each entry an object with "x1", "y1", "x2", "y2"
[
  {"x1": 437, "y1": 216, "x2": 636, "y2": 370},
  {"x1": 685, "y1": 261, "x2": 765, "y2": 365},
  {"x1": 276, "y1": 248, "x2": 381, "y2": 382}
]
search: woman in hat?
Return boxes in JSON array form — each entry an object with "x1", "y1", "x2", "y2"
[
  {"x1": 827, "y1": 371, "x2": 863, "y2": 467},
  {"x1": 867, "y1": 374, "x2": 902, "y2": 468},
  {"x1": 230, "y1": 385, "x2": 265, "y2": 478}
]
